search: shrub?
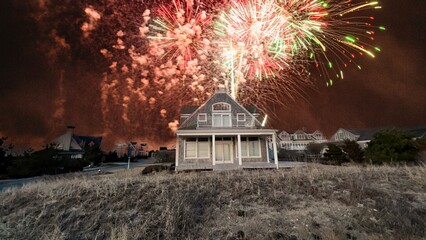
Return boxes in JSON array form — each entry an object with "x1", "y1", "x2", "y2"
[
  {"x1": 365, "y1": 130, "x2": 418, "y2": 164},
  {"x1": 323, "y1": 144, "x2": 347, "y2": 165},
  {"x1": 341, "y1": 139, "x2": 364, "y2": 163}
]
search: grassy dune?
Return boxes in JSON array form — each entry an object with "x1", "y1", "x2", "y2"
[{"x1": 0, "y1": 165, "x2": 425, "y2": 240}]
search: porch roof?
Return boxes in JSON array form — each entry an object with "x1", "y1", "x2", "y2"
[{"x1": 177, "y1": 128, "x2": 278, "y2": 136}]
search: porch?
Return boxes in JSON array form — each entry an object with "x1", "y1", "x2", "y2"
[
  {"x1": 175, "y1": 161, "x2": 306, "y2": 171},
  {"x1": 176, "y1": 129, "x2": 280, "y2": 171}
]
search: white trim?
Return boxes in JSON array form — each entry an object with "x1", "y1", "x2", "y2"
[
  {"x1": 185, "y1": 140, "x2": 197, "y2": 158},
  {"x1": 212, "y1": 102, "x2": 231, "y2": 112},
  {"x1": 237, "y1": 134, "x2": 242, "y2": 165},
  {"x1": 240, "y1": 137, "x2": 261, "y2": 158},
  {"x1": 175, "y1": 138, "x2": 179, "y2": 168},
  {"x1": 265, "y1": 138, "x2": 269, "y2": 163},
  {"x1": 197, "y1": 113, "x2": 207, "y2": 122},
  {"x1": 272, "y1": 133, "x2": 279, "y2": 169},
  {"x1": 237, "y1": 113, "x2": 246, "y2": 122},
  {"x1": 212, "y1": 113, "x2": 232, "y2": 127},
  {"x1": 179, "y1": 91, "x2": 263, "y2": 130},
  {"x1": 212, "y1": 134, "x2": 216, "y2": 166},
  {"x1": 184, "y1": 137, "x2": 210, "y2": 159},
  {"x1": 214, "y1": 140, "x2": 234, "y2": 163},
  {"x1": 178, "y1": 129, "x2": 278, "y2": 135}
]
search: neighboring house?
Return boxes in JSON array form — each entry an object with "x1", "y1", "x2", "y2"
[
  {"x1": 113, "y1": 142, "x2": 148, "y2": 157},
  {"x1": 330, "y1": 126, "x2": 426, "y2": 150},
  {"x1": 329, "y1": 128, "x2": 388, "y2": 149},
  {"x1": 175, "y1": 89, "x2": 279, "y2": 171},
  {"x1": 403, "y1": 125, "x2": 426, "y2": 140},
  {"x1": 278, "y1": 129, "x2": 327, "y2": 151},
  {"x1": 51, "y1": 126, "x2": 102, "y2": 159}
]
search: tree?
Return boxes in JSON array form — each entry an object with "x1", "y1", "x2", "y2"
[
  {"x1": 341, "y1": 139, "x2": 364, "y2": 163},
  {"x1": 306, "y1": 142, "x2": 324, "y2": 161},
  {"x1": 307, "y1": 142, "x2": 324, "y2": 155},
  {"x1": 84, "y1": 144, "x2": 103, "y2": 166},
  {"x1": 365, "y1": 130, "x2": 418, "y2": 164},
  {"x1": 7, "y1": 144, "x2": 61, "y2": 178},
  {"x1": 0, "y1": 137, "x2": 14, "y2": 178},
  {"x1": 323, "y1": 144, "x2": 347, "y2": 165}
]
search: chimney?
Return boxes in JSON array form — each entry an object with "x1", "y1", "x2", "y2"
[
  {"x1": 216, "y1": 86, "x2": 226, "y2": 93},
  {"x1": 63, "y1": 125, "x2": 75, "y2": 151}
]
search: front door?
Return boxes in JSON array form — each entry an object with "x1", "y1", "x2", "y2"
[{"x1": 215, "y1": 141, "x2": 233, "y2": 163}]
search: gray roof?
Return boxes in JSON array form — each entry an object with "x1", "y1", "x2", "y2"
[
  {"x1": 402, "y1": 125, "x2": 426, "y2": 139},
  {"x1": 245, "y1": 106, "x2": 260, "y2": 115},
  {"x1": 181, "y1": 105, "x2": 259, "y2": 115},
  {"x1": 346, "y1": 127, "x2": 393, "y2": 141},
  {"x1": 345, "y1": 125, "x2": 426, "y2": 141},
  {"x1": 180, "y1": 106, "x2": 199, "y2": 115}
]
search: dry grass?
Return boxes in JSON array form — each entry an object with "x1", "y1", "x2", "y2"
[{"x1": 0, "y1": 164, "x2": 425, "y2": 240}]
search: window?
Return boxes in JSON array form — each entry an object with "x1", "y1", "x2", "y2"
[
  {"x1": 212, "y1": 102, "x2": 231, "y2": 127},
  {"x1": 213, "y1": 113, "x2": 231, "y2": 127},
  {"x1": 240, "y1": 137, "x2": 261, "y2": 157},
  {"x1": 314, "y1": 133, "x2": 322, "y2": 139},
  {"x1": 237, "y1": 113, "x2": 246, "y2": 122},
  {"x1": 198, "y1": 113, "x2": 207, "y2": 122},
  {"x1": 185, "y1": 138, "x2": 197, "y2": 158},
  {"x1": 212, "y1": 102, "x2": 231, "y2": 112},
  {"x1": 185, "y1": 137, "x2": 209, "y2": 158},
  {"x1": 215, "y1": 137, "x2": 232, "y2": 141},
  {"x1": 337, "y1": 132, "x2": 344, "y2": 140}
]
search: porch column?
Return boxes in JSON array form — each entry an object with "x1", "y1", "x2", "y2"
[
  {"x1": 237, "y1": 134, "x2": 242, "y2": 165},
  {"x1": 272, "y1": 132, "x2": 279, "y2": 169},
  {"x1": 212, "y1": 134, "x2": 216, "y2": 166},
  {"x1": 265, "y1": 137, "x2": 270, "y2": 163},
  {"x1": 175, "y1": 135, "x2": 179, "y2": 171}
]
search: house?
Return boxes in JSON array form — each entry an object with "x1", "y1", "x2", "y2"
[
  {"x1": 330, "y1": 127, "x2": 391, "y2": 149},
  {"x1": 278, "y1": 129, "x2": 327, "y2": 151},
  {"x1": 51, "y1": 126, "x2": 102, "y2": 159},
  {"x1": 113, "y1": 142, "x2": 148, "y2": 157},
  {"x1": 175, "y1": 88, "x2": 279, "y2": 171},
  {"x1": 403, "y1": 125, "x2": 426, "y2": 140},
  {"x1": 330, "y1": 126, "x2": 426, "y2": 152}
]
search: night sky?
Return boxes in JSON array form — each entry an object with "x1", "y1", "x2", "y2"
[{"x1": 0, "y1": 0, "x2": 425, "y2": 150}]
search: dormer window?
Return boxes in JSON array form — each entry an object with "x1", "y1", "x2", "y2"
[
  {"x1": 314, "y1": 132, "x2": 322, "y2": 139},
  {"x1": 198, "y1": 113, "x2": 207, "y2": 122},
  {"x1": 212, "y1": 102, "x2": 231, "y2": 112}
]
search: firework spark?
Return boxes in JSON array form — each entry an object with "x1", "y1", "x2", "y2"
[
  {"x1": 148, "y1": 0, "x2": 213, "y2": 66},
  {"x1": 92, "y1": 0, "x2": 383, "y2": 142},
  {"x1": 214, "y1": 0, "x2": 383, "y2": 90}
]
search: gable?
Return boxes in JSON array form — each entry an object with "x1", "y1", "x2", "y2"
[
  {"x1": 331, "y1": 128, "x2": 359, "y2": 141},
  {"x1": 312, "y1": 130, "x2": 324, "y2": 140},
  {"x1": 278, "y1": 131, "x2": 290, "y2": 140},
  {"x1": 73, "y1": 135, "x2": 103, "y2": 147},
  {"x1": 179, "y1": 91, "x2": 262, "y2": 130}
]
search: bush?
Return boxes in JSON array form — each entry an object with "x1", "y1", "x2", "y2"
[
  {"x1": 341, "y1": 140, "x2": 364, "y2": 163},
  {"x1": 153, "y1": 150, "x2": 175, "y2": 163},
  {"x1": 0, "y1": 137, "x2": 13, "y2": 178},
  {"x1": 365, "y1": 130, "x2": 418, "y2": 164},
  {"x1": 323, "y1": 144, "x2": 347, "y2": 165},
  {"x1": 7, "y1": 144, "x2": 62, "y2": 178}
]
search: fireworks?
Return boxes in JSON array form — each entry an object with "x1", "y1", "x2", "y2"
[
  {"x1": 148, "y1": 0, "x2": 213, "y2": 66},
  {"x1": 91, "y1": 0, "x2": 383, "y2": 141},
  {"x1": 214, "y1": 0, "x2": 295, "y2": 98},
  {"x1": 214, "y1": 0, "x2": 383, "y2": 90}
]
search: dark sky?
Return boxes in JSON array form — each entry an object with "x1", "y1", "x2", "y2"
[{"x1": 0, "y1": 0, "x2": 425, "y2": 150}]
